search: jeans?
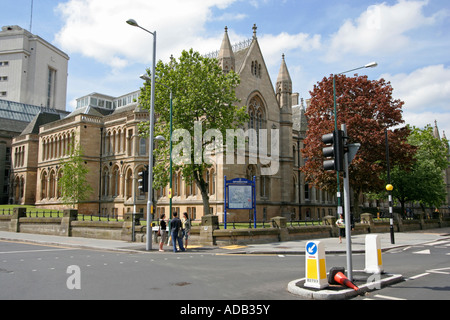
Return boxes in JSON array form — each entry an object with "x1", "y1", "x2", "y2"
[{"x1": 171, "y1": 230, "x2": 185, "y2": 252}]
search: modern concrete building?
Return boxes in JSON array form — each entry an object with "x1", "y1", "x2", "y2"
[{"x1": 0, "y1": 25, "x2": 69, "y2": 110}]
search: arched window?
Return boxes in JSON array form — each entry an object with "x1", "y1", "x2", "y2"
[
  {"x1": 41, "y1": 171, "x2": 48, "y2": 200},
  {"x1": 248, "y1": 95, "x2": 266, "y2": 148},
  {"x1": 102, "y1": 168, "x2": 110, "y2": 197},
  {"x1": 125, "y1": 168, "x2": 132, "y2": 199},
  {"x1": 139, "y1": 138, "x2": 147, "y2": 156},
  {"x1": 112, "y1": 166, "x2": 120, "y2": 197},
  {"x1": 248, "y1": 96, "x2": 266, "y2": 130},
  {"x1": 49, "y1": 171, "x2": 55, "y2": 198}
]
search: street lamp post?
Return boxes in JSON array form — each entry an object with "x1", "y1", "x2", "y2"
[
  {"x1": 127, "y1": 19, "x2": 157, "y2": 251},
  {"x1": 332, "y1": 61, "x2": 378, "y2": 281},
  {"x1": 140, "y1": 75, "x2": 174, "y2": 230},
  {"x1": 332, "y1": 62, "x2": 378, "y2": 218}
]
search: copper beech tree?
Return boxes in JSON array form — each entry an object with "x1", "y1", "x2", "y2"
[{"x1": 301, "y1": 74, "x2": 416, "y2": 215}]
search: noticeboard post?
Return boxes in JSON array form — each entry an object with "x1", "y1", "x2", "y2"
[{"x1": 224, "y1": 176, "x2": 256, "y2": 229}]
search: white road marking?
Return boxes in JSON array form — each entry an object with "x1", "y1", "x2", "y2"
[
  {"x1": 374, "y1": 294, "x2": 406, "y2": 300},
  {"x1": 0, "y1": 248, "x2": 75, "y2": 254},
  {"x1": 406, "y1": 273, "x2": 429, "y2": 280}
]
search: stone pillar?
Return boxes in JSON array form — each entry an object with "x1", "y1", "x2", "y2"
[
  {"x1": 10, "y1": 207, "x2": 27, "y2": 232},
  {"x1": 200, "y1": 215, "x2": 219, "y2": 245},
  {"x1": 60, "y1": 209, "x2": 78, "y2": 237},
  {"x1": 122, "y1": 213, "x2": 143, "y2": 242},
  {"x1": 323, "y1": 215, "x2": 338, "y2": 237},
  {"x1": 271, "y1": 216, "x2": 289, "y2": 242},
  {"x1": 271, "y1": 216, "x2": 287, "y2": 228},
  {"x1": 360, "y1": 213, "x2": 374, "y2": 233}
]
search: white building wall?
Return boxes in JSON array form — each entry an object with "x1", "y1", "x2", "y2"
[{"x1": 0, "y1": 26, "x2": 69, "y2": 110}]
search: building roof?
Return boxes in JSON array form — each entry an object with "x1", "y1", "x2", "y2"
[
  {"x1": 21, "y1": 112, "x2": 65, "y2": 135},
  {"x1": 0, "y1": 99, "x2": 69, "y2": 122},
  {"x1": 67, "y1": 105, "x2": 113, "y2": 118}
]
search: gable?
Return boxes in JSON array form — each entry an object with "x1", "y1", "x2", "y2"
[{"x1": 234, "y1": 39, "x2": 280, "y2": 125}]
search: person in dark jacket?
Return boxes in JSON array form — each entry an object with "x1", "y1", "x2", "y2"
[{"x1": 170, "y1": 212, "x2": 185, "y2": 253}]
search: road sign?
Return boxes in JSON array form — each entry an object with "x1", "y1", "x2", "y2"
[{"x1": 304, "y1": 241, "x2": 328, "y2": 289}]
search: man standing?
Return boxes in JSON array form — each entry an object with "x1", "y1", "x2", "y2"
[{"x1": 170, "y1": 212, "x2": 186, "y2": 252}]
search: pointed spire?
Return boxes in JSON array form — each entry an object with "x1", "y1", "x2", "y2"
[
  {"x1": 218, "y1": 26, "x2": 235, "y2": 73},
  {"x1": 276, "y1": 54, "x2": 292, "y2": 109},
  {"x1": 277, "y1": 54, "x2": 292, "y2": 86},
  {"x1": 434, "y1": 120, "x2": 440, "y2": 139}
]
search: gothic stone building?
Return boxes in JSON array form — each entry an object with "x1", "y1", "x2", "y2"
[{"x1": 11, "y1": 26, "x2": 337, "y2": 221}]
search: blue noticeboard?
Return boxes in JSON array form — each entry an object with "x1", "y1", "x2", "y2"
[{"x1": 224, "y1": 176, "x2": 256, "y2": 229}]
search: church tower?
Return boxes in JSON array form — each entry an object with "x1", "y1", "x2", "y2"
[
  {"x1": 218, "y1": 26, "x2": 235, "y2": 74},
  {"x1": 276, "y1": 54, "x2": 294, "y2": 210},
  {"x1": 276, "y1": 54, "x2": 293, "y2": 111}
]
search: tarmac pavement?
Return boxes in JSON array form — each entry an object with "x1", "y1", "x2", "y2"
[{"x1": 1, "y1": 227, "x2": 449, "y2": 300}]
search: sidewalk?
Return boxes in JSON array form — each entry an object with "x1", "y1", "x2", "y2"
[
  {"x1": 1, "y1": 227, "x2": 449, "y2": 254},
  {"x1": 229, "y1": 227, "x2": 450, "y2": 255}
]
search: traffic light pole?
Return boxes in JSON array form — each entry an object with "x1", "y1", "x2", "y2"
[
  {"x1": 333, "y1": 76, "x2": 343, "y2": 219},
  {"x1": 342, "y1": 124, "x2": 353, "y2": 281}
]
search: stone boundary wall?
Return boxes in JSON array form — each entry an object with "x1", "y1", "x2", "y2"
[{"x1": 0, "y1": 209, "x2": 449, "y2": 246}]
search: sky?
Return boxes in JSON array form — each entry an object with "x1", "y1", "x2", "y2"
[{"x1": 1, "y1": 0, "x2": 449, "y2": 137}]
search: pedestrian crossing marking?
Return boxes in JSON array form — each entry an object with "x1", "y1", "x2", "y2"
[
  {"x1": 220, "y1": 245, "x2": 247, "y2": 250},
  {"x1": 413, "y1": 249, "x2": 431, "y2": 255}
]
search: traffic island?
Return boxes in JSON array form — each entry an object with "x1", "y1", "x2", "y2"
[{"x1": 287, "y1": 271, "x2": 403, "y2": 300}]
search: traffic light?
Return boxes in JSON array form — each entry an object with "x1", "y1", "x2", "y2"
[
  {"x1": 322, "y1": 130, "x2": 345, "y2": 172},
  {"x1": 138, "y1": 170, "x2": 149, "y2": 193}
]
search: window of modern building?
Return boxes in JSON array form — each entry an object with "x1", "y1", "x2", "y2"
[{"x1": 47, "y1": 68, "x2": 56, "y2": 108}]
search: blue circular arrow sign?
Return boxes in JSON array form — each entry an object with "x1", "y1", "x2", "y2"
[{"x1": 306, "y1": 242, "x2": 318, "y2": 255}]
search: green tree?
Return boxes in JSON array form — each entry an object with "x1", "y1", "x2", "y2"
[
  {"x1": 389, "y1": 125, "x2": 449, "y2": 214},
  {"x1": 58, "y1": 142, "x2": 93, "y2": 210},
  {"x1": 139, "y1": 49, "x2": 248, "y2": 215}
]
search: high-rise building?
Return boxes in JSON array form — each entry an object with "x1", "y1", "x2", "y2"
[{"x1": 0, "y1": 25, "x2": 69, "y2": 110}]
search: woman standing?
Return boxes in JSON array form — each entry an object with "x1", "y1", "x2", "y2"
[
  {"x1": 159, "y1": 213, "x2": 167, "y2": 252},
  {"x1": 336, "y1": 214, "x2": 345, "y2": 243},
  {"x1": 182, "y1": 212, "x2": 191, "y2": 250}
]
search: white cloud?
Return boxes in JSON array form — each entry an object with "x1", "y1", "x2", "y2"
[
  {"x1": 383, "y1": 64, "x2": 450, "y2": 112},
  {"x1": 54, "y1": 0, "x2": 238, "y2": 69},
  {"x1": 259, "y1": 32, "x2": 321, "y2": 67},
  {"x1": 404, "y1": 111, "x2": 450, "y2": 138},
  {"x1": 382, "y1": 64, "x2": 450, "y2": 135},
  {"x1": 326, "y1": 0, "x2": 439, "y2": 61}
]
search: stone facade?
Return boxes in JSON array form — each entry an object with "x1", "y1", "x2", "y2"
[{"x1": 10, "y1": 25, "x2": 338, "y2": 221}]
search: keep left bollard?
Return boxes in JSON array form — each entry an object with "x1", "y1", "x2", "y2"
[
  {"x1": 304, "y1": 241, "x2": 328, "y2": 289},
  {"x1": 364, "y1": 234, "x2": 383, "y2": 274}
]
